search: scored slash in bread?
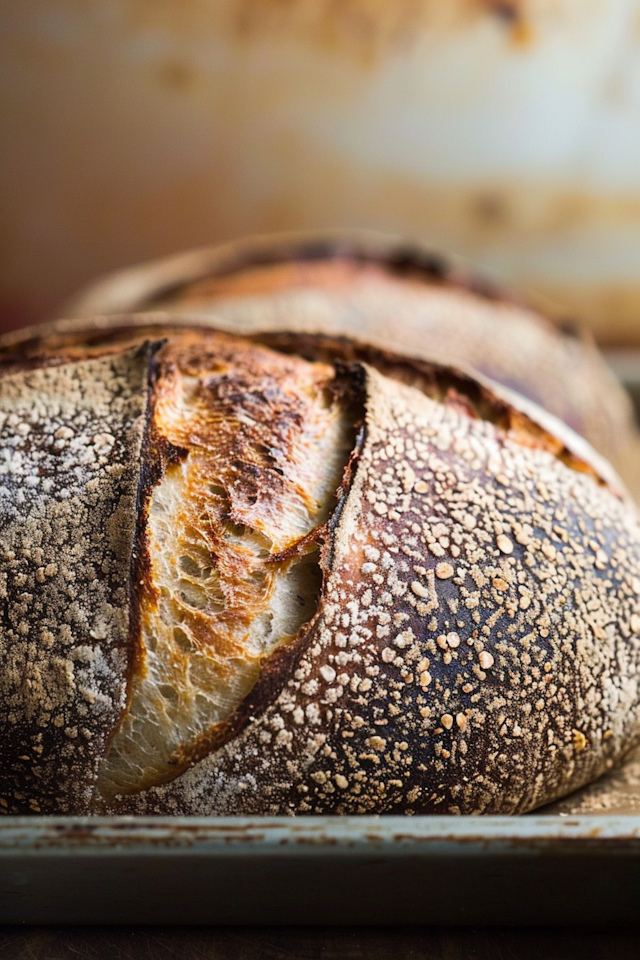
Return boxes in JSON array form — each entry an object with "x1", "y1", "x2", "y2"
[
  {"x1": 0, "y1": 316, "x2": 639, "y2": 816},
  {"x1": 60, "y1": 229, "x2": 636, "y2": 464}
]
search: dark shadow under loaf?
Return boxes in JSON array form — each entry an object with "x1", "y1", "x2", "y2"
[{"x1": 0, "y1": 318, "x2": 639, "y2": 816}]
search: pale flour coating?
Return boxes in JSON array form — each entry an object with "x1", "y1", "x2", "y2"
[{"x1": 0, "y1": 347, "x2": 150, "y2": 813}]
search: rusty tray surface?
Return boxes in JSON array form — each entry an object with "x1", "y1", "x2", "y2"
[{"x1": 1, "y1": 811, "x2": 639, "y2": 926}]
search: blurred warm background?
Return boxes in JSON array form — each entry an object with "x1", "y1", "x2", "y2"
[{"x1": 3, "y1": 0, "x2": 640, "y2": 342}]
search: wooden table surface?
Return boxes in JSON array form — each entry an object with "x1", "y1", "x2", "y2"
[{"x1": 1, "y1": 927, "x2": 639, "y2": 959}]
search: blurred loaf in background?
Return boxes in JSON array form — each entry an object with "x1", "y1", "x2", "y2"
[{"x1": 63, "y1": 230, "x2": 637, "y2": 470}]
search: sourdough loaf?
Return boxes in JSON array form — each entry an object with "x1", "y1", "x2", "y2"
[{"x1": 1, "y1": 317, "x2": 639, "y2": 815}]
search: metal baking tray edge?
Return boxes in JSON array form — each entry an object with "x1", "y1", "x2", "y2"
[{"x1": 0, "y1": 814, "x2": 639, "y2": 926}]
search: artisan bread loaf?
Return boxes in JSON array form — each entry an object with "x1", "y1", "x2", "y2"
[
  {"x1": 63, "y1": 230, "x2": 635, "y2": 464},
  {"x1": 1, "y1": 317, "x2": 640, "y2": 816}
]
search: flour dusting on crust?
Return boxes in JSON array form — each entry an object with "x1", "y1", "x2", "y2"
[{"x1": 0, "y1": 347, "x2": 149, "y2": 813}]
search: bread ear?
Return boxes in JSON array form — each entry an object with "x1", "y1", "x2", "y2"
[{"x1": 0, "y1": 344, "x2": 152, "y2": 813}]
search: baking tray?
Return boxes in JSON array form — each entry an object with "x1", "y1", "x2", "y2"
[
  {"x1": 2, "y1": 355, "x2": 640, "y2": 928},
  {"x1": 1, "y1": 814, "x2": 639, "y2": 926}
]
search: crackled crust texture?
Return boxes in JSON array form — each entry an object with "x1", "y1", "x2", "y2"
[
  {"x1": 0, "y1": 347, "x2": 150, "y2": 814},
  {"x1": 60, "y1": 232, "x2": 635, "y2": 463},
  {"x1": 1, "y1": 321, "x2": 640, "y2": 816}
]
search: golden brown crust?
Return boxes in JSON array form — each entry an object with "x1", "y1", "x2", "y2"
[
  {"x1": 58, "y1": 230, "x2": 636, "y2": 462},
  {"x1": 1, "y1": 318, "x2": 640, "y2": 816}
]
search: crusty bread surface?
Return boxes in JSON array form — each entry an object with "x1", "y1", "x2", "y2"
[{"x1": 1, "y1": 318, "x2": 640, "y2": 816}]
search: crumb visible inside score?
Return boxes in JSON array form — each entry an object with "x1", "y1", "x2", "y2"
[{"x1": 97, "y1": 333, "x2": 360, "y2": 798}]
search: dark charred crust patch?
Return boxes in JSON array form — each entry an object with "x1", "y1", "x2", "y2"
[{"x1": 0, "y1": 325, "x2": 169, "y2": 376}]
